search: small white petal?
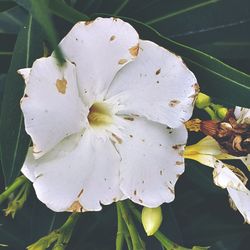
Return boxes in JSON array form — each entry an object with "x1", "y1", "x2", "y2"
[
  {"x1": 21, "y1": 56, "x2": 86, "y2": 158},
  {"x1": 22, "y1": 130, "x2": 122, "y2": 212},
  {"x1": 213, "y1": 160, "x2": 250, "y2": 223},
  {"x1": 17, "y1": 68, "x2": 31, "y2": 84},
  {"x1": 59, "y1": 17, "x2": 139, "y2": 104},
  {"x1": 234, "y1": 106, "x2": 250, "y2": 124},
  {"x1": 114, "y1": 116, "x2": 187, "y2": 207},
  {"x1": 106, "y1": 40, "x2": 198, "y2": 128}
]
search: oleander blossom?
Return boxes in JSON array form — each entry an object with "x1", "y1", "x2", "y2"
[{"x1": 19, "y1": 17, "x2": 198, "y2": 212}]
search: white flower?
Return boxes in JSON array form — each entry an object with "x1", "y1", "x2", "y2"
[
  {"x1": 185, "y1": 135, "x2": 250, "y2": 223},
  {"x1": 18, "y1": 17, "x2": 198, "y2": 212}
]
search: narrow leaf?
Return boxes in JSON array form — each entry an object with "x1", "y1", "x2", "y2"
[
  {"x1": 0, "y1": 15, "x2": 43, "y2": 186},
  {"x1": 29, "y1": 0, "x2": 64, "y2": 65},
  {"x1": 0, "y1": 6, "x2": 27, "y2": 34}
]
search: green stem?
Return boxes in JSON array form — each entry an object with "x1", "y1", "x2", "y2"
[
  {"x1": 116, "y1": 204, "x2": 125, "y2": 250},
  {"x1": 0, "y1": 176, "x2": 28, "y2": 205},
  {"x1": 127, "y1": 201, "x2": 190, "y2": 250},
  {"x1": 117, "y1": 201, "x2": 145, "y2": 250},
  {"x1": 117, "y1": 204, "x2": 133, "y2": 250},
  {"x1": 204, "y1": 106, "x2": 218, "y2": 120},
  {"x1": 27, "y1": 213, "x2": 80, "y2": 250}
]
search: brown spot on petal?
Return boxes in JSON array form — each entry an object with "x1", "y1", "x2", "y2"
[
  {"x1": 77, "y1": 189, "x2": 84, "y2": 198},
  {"x1": 24, "y1": 94, "x2": 28, "y2": 98},
  {"x1": 160, "y1": 170, "x2": 163, "y2": 175},
  {"x1": 169, "y1": 99, "x2": 180, "y2": 107},
  {"x1": 155, "y1": 68, "x2": 161, "y2": 75},
  {"x1": 193, "y1": 83, "x2": 200, "y2": 94},
  {"x1": 36, "y1": 173, "x2": 43, "y2": 179},
  {"x1": 134, "y1": 190, "x2": 137, "y2": 195},
  {"x1": 110, "y1": 35, "x2": 116, "y2": 41},
  {"x1": 129, "y1": 44, "x2": 139, "y2": 57},
  {"x1": 168, "y1": 187, "x2": 174, "y2": 194},
  {"x1": 176, "y1": 161, "x2": 184, "y2": 166},
  {"x1": 172, "y1": 144, "x2": 182, "y2": 150},
  {"x1": 68, "y1": 201, "x2": 84, "y2": 212},
  {"x1": 139, "y1": 199, "x2": 143, "y2": 203},
  {"x1": 123, "y1": 117, "x2": 134, "y2": 121},
  {"x1": 129, "y1": 135, "x2": 133, "y2": 138},
  {"x1": 84, "y1": 20, "x2": 94, "y2": 25},
  {"x1": 112, "y1": 133, "x2": 123, "y2": 144},
  {"x1": 118, "y1": 59, "x2": 127, "y2": 65},
  {"x1": 56, "y1": 78, "x2": 67, "y2": 94}
]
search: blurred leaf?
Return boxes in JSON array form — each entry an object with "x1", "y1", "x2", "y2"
[
  {"x1": 29, "y1": 0, "x2": 64, "y2": 64},
  {"x1": 0, "y1": 15, "x2": 43, "y2": 186},
  {"x1": 0, "y1": 74, "x2": 5, "y2": 112},
  {"x1": 49, "y1": 0, "x2": 89, "y2": 23},
  {"x1": 0, "y1": 6, "x2": 27, "y2": 34}
]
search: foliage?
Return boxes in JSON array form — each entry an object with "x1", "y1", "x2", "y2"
[{"x1": 0, "y1": 0, "x2": 250, "y2": 249}]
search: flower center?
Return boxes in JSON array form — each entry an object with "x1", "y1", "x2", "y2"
[{"x1": 87, "y1": 102, "x2": 113, "y2": 128}]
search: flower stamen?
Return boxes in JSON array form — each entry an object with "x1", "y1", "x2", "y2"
[{"x1": 88, "y1": 102, "x2": 113, "y2": 128}]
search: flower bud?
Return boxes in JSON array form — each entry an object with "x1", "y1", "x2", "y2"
[
  {"x1": 141, "y1": 206, "x2": 162, "y2": 236},
  {"x1": 216, "y1": 107, "x2": 228, "y2": 120},
  {"x1": 195, "y1": 93, "x2": 211, "y2": 109}
]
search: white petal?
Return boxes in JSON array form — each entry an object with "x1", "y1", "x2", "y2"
[
  {"x1": 21, "y1": 147, "x2": 36, "y2": 182},
  {"x1": 213, "y1": 160, "x2": 250, "y2": 223},
  {"x1": 22, "y1": 130, "x2": 122, "y2": 212},
  {"x1": 106, "y1": 40, "x2": 198, "y2": 128},
  {"x1": 59, "y1": 17, "x2": 139, "y2": 105},
  {"x1": 17, "y1": 68, "x2": 31, "y2": 84},
  {"x1": 113, "y1": 116, "x2": 187, "y2": 207},
  {"x1": 20, "y1": 56, "x2": 86, "y2": 158},
  {"x1": 234, "y1": 106, "x2": 250, "y2": 124}
]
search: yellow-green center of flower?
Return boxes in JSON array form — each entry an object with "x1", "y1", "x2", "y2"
[{"x1": 88, "y1": 102, "x2": 113, "y2": 128}]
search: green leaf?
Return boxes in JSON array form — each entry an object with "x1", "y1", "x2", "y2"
[
  {"x1": 0, "y1": 15, "x2": 43, "y2": 186},
  {"x1": 48, "y1": 0, "x2": 89, "y2": 23},
  {"x1": 0, "y1": 6, "x2": 27, "y2": 34},
  {"x1": 29, "y1": 0, "x2": 64, "y2": 65}
]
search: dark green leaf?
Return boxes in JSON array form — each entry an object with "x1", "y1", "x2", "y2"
[
  {"x1": 29, "y1": 0, "x2": 64, "y2": 65},
  {"x1": 0, "y1": 6, "x2": 27, "y2": 34},
  {"x1": 49, "y1": 0, "x2": 89, "y2": 23},
  {"x1": 0, "y1": 15, "x2": 43, "y2": 186}
]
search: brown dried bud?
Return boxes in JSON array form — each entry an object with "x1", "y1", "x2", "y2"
[{"x1": 199, "y1": 109, "x2": 250, "y2": 156}]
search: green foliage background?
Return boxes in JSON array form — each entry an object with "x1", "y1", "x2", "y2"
[{"x1": 0, "y1": 0, "x2": 250, "y2": 249}]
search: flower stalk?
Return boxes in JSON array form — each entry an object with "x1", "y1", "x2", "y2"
[
  {"x1": 27, "y1": 212, "x2": 80, "y2": 250},
  {"x1": 0, "y1": 175, "x2": 28, "y2": 205},
  {"x1": 195, "y1": 92, "x2": 228, "y2": 121},
  {"x1": 4, "y1": 181, "x2": 31, "y2": 218},
  {"x1": 117, "y1": 201, "x2": 145, "y2": 250},
  {"x1": 116, "y1": 203, "x2": 133, "y2": 250}
]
